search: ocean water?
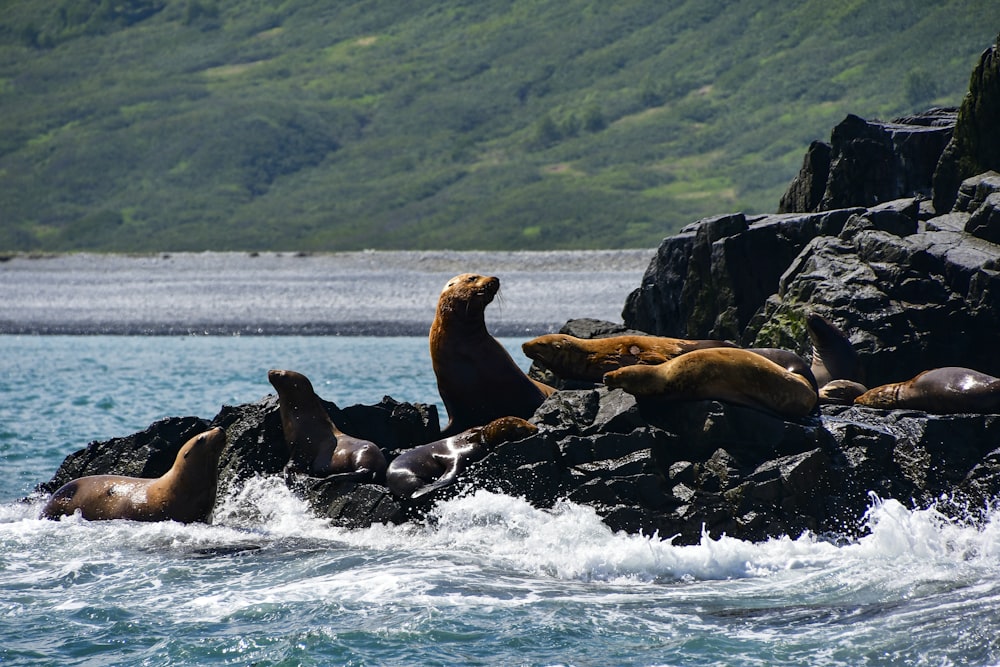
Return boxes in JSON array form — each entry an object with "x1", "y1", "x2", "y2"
[{"x1": 4, "y1": 335, "x2": 1000, "y2": 666}]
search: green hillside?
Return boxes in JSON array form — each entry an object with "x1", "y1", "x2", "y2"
[{"x1": 0, "y1": 0, "x2": 995, "y2": 251}]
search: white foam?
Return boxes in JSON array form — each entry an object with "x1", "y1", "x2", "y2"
[{"x1": 9, "y1": 480, "x2": 1000, "y2": 597}]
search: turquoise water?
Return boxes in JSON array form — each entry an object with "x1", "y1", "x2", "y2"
[{"x1": 3, "y1": 335, "x2": 1000, "y2": 666}]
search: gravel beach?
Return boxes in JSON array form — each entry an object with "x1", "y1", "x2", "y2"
[{"x1": 0, "y1": 250, "x2": 654, "y2": 335}]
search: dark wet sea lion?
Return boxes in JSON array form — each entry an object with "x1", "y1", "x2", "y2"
[
  {"x1": 854, "y1": 367, "x2": 1000, "y2": 414},
  {"x1": 521, "y1": 333, "x2": 737, "y2": 382},
  {"x1": 268, "y1": 369, "x2": 387, "y2": 482},
  {"x1": 429, "y1": 273, "x2": 554, "y2": 436},
  {"x1": 807, "y1": 313, "x2": 865, "y2": 387},
  {"x1": 386, "y1": 416, "x2": 538, "y2": 500},
  {"x1": 40, "y1": 427, "x2": 227, "y2": 523},
  {"x1": 603, "y1": 347, "x2": 818, "y2": 418}
]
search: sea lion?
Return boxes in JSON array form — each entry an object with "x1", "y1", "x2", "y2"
[
  {"x1": 854, "y1": 367, "x2": 1000, "y2": 414},
  {"x1": 807, "y1": 313, "x2": 865, "y2": 388},
  {"x1": 386, "y1": 416, "x2": 538, "y2": 500},
  {"x1": 40, "y1": 427, "x2": 227, "y2": 523},
  {"x1": 745, "y1": 347, "x2": 818, "y2": 391},
  {"x1": 603, "y1": 347, "x2": 818, "y2": 418},
  {"x1": 430, "y1": 273, "x2": 554, "y2": 436},
  {"x1": 268, "y1": 369, "x2": 387, "y2": 482},
  {"x1": 521, "y1": 333, "x2": 737, "y2": 382},
  {"x1": 818, "y1": 379, "x2": 868, "y2": 405}
]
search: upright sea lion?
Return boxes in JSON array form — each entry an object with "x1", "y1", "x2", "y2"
[
  {"x1": 603, "y1": 347, "x2": 818, "y2": 418},
  {"x1": 386, "y1": 416, "x2": 538, "y2": 500},
  {"x1": 854, "y1": 367, "x2": 1000, "y2": 414},
  {"x1": 807, "y1": 313, "x2": 865, "y2": 388},
  {"x1": 430, "y1": 273, "x2": 554, "y2": 436},
  {"x1": 521, "y1": 333, "x2": 737, "y2": 382},
  {"x1": 40, "y1": 427, "x2": 227, "y2": 523},
  {"x1": 268, "y1": 369, "x2": 387, "y2": 482}
]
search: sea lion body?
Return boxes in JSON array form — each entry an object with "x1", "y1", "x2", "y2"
[
  {"x1": 430, "y1": 273, "x2": 553, "y2": 436},
  {"x1": 807, "y1": 313, "x2": 865, "y2": 388},
  {"x1": 40, "y1": 427, "x2": 226, "y2": 523},
  {"x1": 854, "y1": 367, "x2": 1000, "y2": 414},
  {"x1": 603, "y1": 347, "x2": 818, "y2": 418},
  {"x1": 386, "y1": 416, "x2": 538, "y2": 499},
  {"x1": 745, "y1": 347, "x2": 818, "y2": 391},
  {"x1": 521, "y1": 333, "x2": 737, "y2": 382},
  {"x1": 268, "y1": 369, "x2": 387, "y2": 482}
]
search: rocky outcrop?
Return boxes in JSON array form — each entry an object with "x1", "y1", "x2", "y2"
[
  {"x1": 778, "y1": 109, "x2": 956, "y2": 215},
  {"x1": 621, "y1": 208, "x2": 861, "y2": 341},
  {"x1": 750, "y1": 195, "x2": 1000, "y2": 387},
  {"x1": 933, "y1": 34, "x2": 1000, "y2": 213},
  {"x1": 34, "y1": 380, "x2": 1000, "y2": 545}
]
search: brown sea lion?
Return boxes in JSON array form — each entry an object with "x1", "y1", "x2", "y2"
[
  {"x1": 745, "y1": 347, "x2": 818, "y2": 391},
  {"x1": 386, "y1": 416, "x2": 538, "y2": 500},
  {"x1": 807, "y1": 313, "x2": 865, "y2": 388},
  {"x1": 854, "y1": 367, "x2": 1000, "y2": 414},
  {"x1": 430, "y1": 273, "x2": 554, "y2": 436},
  {"x1": 819, "y1": 379, "x2": 869, "y2": 405},
  {"x1": 268, "y1": 369, "x2": 387, "y2": 482},
  {"x1": 603, "y1": 347, "x2": 818, "y2": 418},
  {"x1": 40, "y1": 427, "x2": 227, "y2": 523},
  {"x1": 521, "y1": 333, "x2": 737, "y2": 382}
]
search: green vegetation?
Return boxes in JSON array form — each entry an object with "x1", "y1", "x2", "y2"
[{"x1": 0, "y1": 0, "x2": 994, "y2": 251}]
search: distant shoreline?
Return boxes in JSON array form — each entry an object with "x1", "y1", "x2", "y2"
[{"x1": 0, "y1": 250, "x2": 653, "y2": 336}]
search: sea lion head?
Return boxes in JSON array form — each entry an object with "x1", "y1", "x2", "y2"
[
  {"x1": 521, "y1": 334, "x2": 576, "y2": 367},
  {"x1": 171, "y1": 427, "x2": 227, "y2": 483},
  {"x1": 183, "y1": 426, "x2": 227, "y2": 459},
  {"x1": 819, "y1": 379, "x2": 868, "y2": 405},
  {"x1": 479, "y1": 416, "x2": 538, "y2": 446},
  {"x1": 437, "y1": 273, "x2": 500, "y2": 316},
  {"x1": 602, "y1": 363, "x2": 668, "y2": 396},
  {"x1": 267, "y1": 368, "x2": 315, "y2": 395}
]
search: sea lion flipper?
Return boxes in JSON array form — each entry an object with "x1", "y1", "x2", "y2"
[{"x1": 410, "y1": 475, "x2": 457, "y2": 499}]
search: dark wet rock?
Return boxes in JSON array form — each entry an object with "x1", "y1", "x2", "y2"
[{"x1": 297, "y1": 478, "x2": 408, "y2": 527}]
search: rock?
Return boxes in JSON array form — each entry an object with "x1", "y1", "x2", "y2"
[
  {"x1": 965, "y1": 192, "x2": 1000, "y2": 244},
  {"x1": 749, "y1": 215, "x2": 1000, "y2": 386},
  {"x1": 36, "y1": 393, "x2": 440, "y2": 529},
  {"x1": 933, "y1": 34, "x2": 1000, "y2": 213},
  {"x1": 622, "y1": 208, "x2": 860, "y2": 340},
  {"x1": 952, "y1": 170, "x2": 1000, "y2": 213},
  {"x1": 780, "y1": 109, "x2": 956, "y2": 214},
  {"x1": 778, "y1": 141, "x2": 832, "y2": 213}
]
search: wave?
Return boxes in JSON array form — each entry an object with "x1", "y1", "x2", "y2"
[{"x1": 7, "y1": 480, "x2": 1000, "y2": 587}]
